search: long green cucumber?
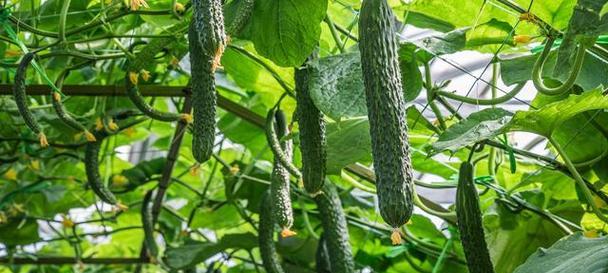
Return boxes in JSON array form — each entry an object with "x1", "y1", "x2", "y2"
[
  {"x1": 456, "y1": 162, "x2": 495, "y2": 273},
  {"x1": 126, "y1": 33, "x2": 189, "y2": 122},
  {"x1": 266, "y1": 107, "x2": 302, "y2": 179},
  {"x1": 84, "y1": 130, "x2": 117, "y2": 205},
  {"x1": 53, "y1": 71, "x2": 96, "y2": 142},
  {"x1": 259, "y1": 191, "x2": 286, "y2": 273},
  {"x1": 358, "y1": 0, "x2": 414, "y2": 243},
  {"x1": 315, "y1": 233, "x2": 332, "y2": 273},
  {"x1": 270, "y1": 109, "x2": 296, "y2": 237},
  {"x1": 225, "y1": 0, "x2": 254, "y2": 37},
  {"x1": 141, "y1": 190, "x2": 159, "y2": 259},
  {"x1": 314, "y1": 183, "x2": 355, "y2": 273},
  {"x1": 13, "y1": 53, "x2": 48, "y2": 147},
  {"x1": 296, "y1": 54, "x2": 326, "y2": 195},
  {"x1": 189, "y1": 0, "x2": 226, "y2": 163}
]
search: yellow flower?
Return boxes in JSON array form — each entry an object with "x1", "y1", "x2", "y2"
[
  {"x1": 95, "y1": 118, "x2": 104, "y2": 131},
  {"x1": 108, "y1": 119, "x2": 119, "y2": 131},
  {"x1": 8, "y1": 203, "x2": 24, "y2": 216},
  {"x1": 3, "y1": 168, "x2": 17, "y2": 180},
  {"x1": 170, "y1": 56, "x2": 180, "y2": 68},
  {"x1": 229, "y1": 164, "x2": 240, "y2": 175},
  {"x1": 52, "y1": 92, "x2": 61, "y2": 102},
  {"x1": 130, "y1": 0, "x2": 149, "y2": 11},
  {"x1": 140, "y1": 69, "x2": 151, "y2": 82},
  {"x1": 123, "y1": 127, "x2": 137, "y2": 138},
  {"x1": 39, "y1": 133, "x2": 49, "y2": 148},
  {"x1": 180, "y1": 113, "x2": 193, "y2": 123},
  {"x1": 129, "y1": 71, "x2": 139, "y2": 85},
  {"x1": 280, "y1": 228, "x2": 297, "y2": 238},
  {"x1": 114, "y1": 202, "x2": 129, "y2": 212},
  {"x1": 584, "y1": 229, "x2": 600, "y2": 238},
  {"x1": 513, "y1": 35, "x2": 532, "y2": 44},
  {"x1": 62, "y1": 215, "x2": 75, "y2": 228},
  {"x1": 174, "y1": 2, "x2": 185, "y2": 13},
  {"x1": 84, "y1": 130, "x2": 97, "y2": 142},
  {"x1": 390, "y1": 229, "x2": 402, "y2": 245},
  {"x1": 29, "y1": 160, "x2": 40, "y2": 171},
  {"x1": 189, "y1": 164, "x2": 201, "y2": 177},
  {"x1": 112, "y1": 175, "x2": 129, "y2": 187}
]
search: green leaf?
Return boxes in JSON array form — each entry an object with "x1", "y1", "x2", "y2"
[
  {"x1": 399, "y1": 43, "x2": 424, "y2": 102},
  {"x1": 242, "y1": 0, "x2": 328, "y2": 67},
  {"x1": 164, "y1": 233, "x2": 258, "y2": 269},
  {"x1": 325, "y1": 118, "x2": 372, "y2": 174},
  {"x1": 308, "y1": 52, "x2": 368, "y2": 120},
  {"x1": 0, "y1": 217, "x2": 40, "y2": 246},
  {"x1": 500, "y1": 50, "x2": 608, "y2": 91},
  {"x1": 508, "y1": 88, "x2": 608, "y2": 136},
  {"x1": 114, "y1": 158, "x2": 166, "y2": 190},
  {"x1": 402, "y1": 11, "x2": 455, "y2": 32},
  {"x1": 513, "y1": 233, "x2": 608, "y2": 273},
  {"x1": 465, "y1": 19, "x2": 515, "y2": 52},
  {"x1": 429, "y1": 108, "x2": 513, "y2": 154},
  {"x1": 418, "y1": 28, "x2": 467, "y2": 56}
]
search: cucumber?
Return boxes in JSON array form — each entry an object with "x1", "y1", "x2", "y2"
[
  {"x1": 266, "y1": 107, "x2": 302, "y2": 179},
  {"x1": 456, "y1": 162, "x2": 495, "y2": 273},
  {"x1": 141, "y1": 190, "x2": 159, "y2": 259},
  {"x1": 189, "y1": 0, "x2": 227, "y2": 163},
  {"x1": 259, "y1": 191, "x2": 286, "y2": 273},
  {"x1": 53, "y1": 72, "x2": 96, "y2": 142},
  {"x1": 358, "y1": 0, "x2": 414, "y2": 242},
  {"x1": 13, "y1": 53, "x2": 48, "y2": 147},
  {"x1": 84, "y1": 130, "x2": 117, "y2": 205},
  {"x1": 315, "y1": 233, "x2": 332, "y2": 273},
  {"x1": 270, "y1": 109, "x2": 296, "y2": 237},
  {"x1": 314, "y1": 183, "x2": 355, "y2": 273},
  {"x1": 126, "y1": 36, "x2": 187, "y2": 122},
  {"x1": 225, "y1": 0, "x2": 254, "y2": 37},
  {"x1": 296, "y1": 54, "x2": 326, "y2": 195}
]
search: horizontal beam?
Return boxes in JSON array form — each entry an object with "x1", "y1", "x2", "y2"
[
  {"x1": 0, "y1": 84, "x2": 265, "y2": 128},
  {"x1": 0, "y1": 256, "x2": 149, "y2": 265}
]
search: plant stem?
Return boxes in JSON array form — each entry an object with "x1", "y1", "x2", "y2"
[{"x1": 550, "y1": 137, "x2": 608, "y2": 223}]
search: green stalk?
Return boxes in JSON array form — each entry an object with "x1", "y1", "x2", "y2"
[
  {"x1": 58, "y1": 0, "x2": 72, "y2": 41},
  {"x1": 532, "y1": 37, "x2": 586, "y2": 96},
  {"x1": 324, "y1": 16, "x2": 345, "y2": 53},
  {"x1": 435, "y1": 82, "x2": 525, "y2": 106},
  {"x1": 424, "y1": 62, "x2": 447, "y2": 130},
  {"x1": 550, "y1": 137, "x2": 608, "y2": 223}
]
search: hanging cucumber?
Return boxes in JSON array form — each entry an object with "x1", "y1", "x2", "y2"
[
  {"x1": 296, "y1": 54, "x2": 326, "y2": 195},
  {"x1": 53, "y1": 71, "x2": 96, "y2": 142},
  {"x1": 13, "y1": 53, "x2": 48, "y2": 147},
  {"x1": 314, "y1": 183, "x2": 355, "y2": 273},
  {"x1": 225, "y1": 0, "x2": 254, "y2": 37},
  {"x1": 358, "y1": 0, "x2": 414, "y2": 243},
  {"x1": 259, "y1": 191, "x2": 286, "y2": 273},
  {"x1": 84, "y1": 129, "x2": 117, "y2": 205},
  {"x1": 456, "y1": 162, "x2": 495, "y2": 273},
  {"x1": 315, "y1": 233, "x2": 332, "y2": 273},
  {"x1": 266, "y1": 107, "x2": 302, "y2": 179},
  {"x1": 141, "y1": 190, "x2": 159, "y2": 260},
  {"x1": 126, "y1": 35, "x2": 190, "y2": 123},
  {"x1": 189, "y1": 0, "x2": 227, "y2": 163},
  {"x1": 270, "y1": 109, "x2": 296, "y2": 238}
]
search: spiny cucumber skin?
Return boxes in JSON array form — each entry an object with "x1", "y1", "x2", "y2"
[
  {"x1": 226, "y1": 0, "x2": 254, "y2": 37},
  {"x1": 84, "y1": 131, "x2": 118, "y2": 205},
  {"x1": 14, "y1": 53, "x2": 42, "y2": 135},
  {"x1": 126, "y1": 37, "x2": 182, "y2": 122},
  {"x1": 125, "y1": 77, "x2": 182, "y2": 122},
  {"x1": 314, "y1": 183, "x2": 355, "y2": 273},
  {"x1": 265, "y1": 109, "x2": 302, "y2": 178},
  {"x1": 456, "y1": 162, "x2": 495, "y2": 273},
  {"x1": 142, "y1": 190, "x2": 159, "y2": 258},
  {"x1": 358, "y1": 0, "x2": 414, "y2": 228},
  {"x1": 296, "y1": 57, "x2": 326, "y2": 195},
  {"x1": 259, "y1": 192, "x2": 286, "y2": 273},
  {"x1": 189, "y1": 0, "x2": 226, "y2": 163},
  {"x1": 52, "y1": 75, "x2": 88, "y2": 132},
  {"x1": 270, "y1": 110, "x2": 294, "y2": 231},
  {"x1": 315, "y1": 233, "x2": 332, "y2": 273}
]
